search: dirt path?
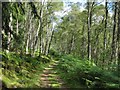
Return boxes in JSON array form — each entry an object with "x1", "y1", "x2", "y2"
[{"x1": 39, "y1": 60, "x2": 68, "y2": 88}]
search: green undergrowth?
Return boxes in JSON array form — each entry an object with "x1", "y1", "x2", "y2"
[
  {"x1": 56, "y1": 54, "x2": 120, "y2": 89},
  {"x1": 0, "y1": 51, "x2": 52, "y2": 88}
]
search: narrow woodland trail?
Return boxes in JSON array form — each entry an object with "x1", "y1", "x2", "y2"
[{"x1": 39, "y1": 60, "x2": 68, "y2": 89}]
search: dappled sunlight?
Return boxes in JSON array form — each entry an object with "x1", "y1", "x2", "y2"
[
  {"x1": 1, "y1": 1, "x2": 120, "y2": 89},
  {"x1": 40, "y1": 60, "x2": 68, "y2": 88}
]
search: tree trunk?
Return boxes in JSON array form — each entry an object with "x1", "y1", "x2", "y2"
[
  {"x1": 39, "y1": 2, "x2": 44, "y2": 56},
  {"x1": 81, "y1": 24, "x2": 85, "y2": 58},
  {"x1": 15, "y1": 15, "x2": 19, "y2": 53},
  {"x1": 8, "y1": 13, "x2": 13, "y2": 51},
  {"x1": 111, "y1": 2, "x2": 117, "y2": 64},
  {"x1": 87, "y1": 1, "x2": 94, "y2": 60},
  {"x1": 33, "y1": 19, "x2": 40, "y2": 55},
  {"x1": 47, "y1": 29, "x2": 54, "y2": 55},
  {"x1": 103, "y1": 1, "x2": 108, "y2": 63},
  {"x1": 44, "y1": 25, "x2": 49, "y2": 55},
  {"x1": 26, "y1": 34, "x2": 30, "y2": 54},
  {"x1": 25, "y1": 15, "x2": 34, "y2": 54},
  {"x1": 117, "y1": 1, "x2": 120, "y2": 77}
]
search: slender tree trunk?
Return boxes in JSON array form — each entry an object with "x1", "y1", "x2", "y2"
[
  {"x1": 95, "y1": 32, "x2": 99, "y2": 65},
  {"x1": 39, "y1": 2, "x2": 44, "y2": 56},
  {"x1": 44, "y1": 26, "x2": 49, "y2": 55},
  {"x1": 8, "y1": 13, "x2": 13, "y2": 51},
  {"x1": 117, "y1": 1, "x2": 120, "y2": 77},
  {"x1": 87, "y1": 1, "x2": 94, "y2": 60},
  {"x1": 81, "y1": 24, "x2": 85, "y2": 58},
  {"x1": 26, "y1": 35, "x2": 30, "y2": 54},
  {"x1": 22, "y1": 2, "x2": 27, "y2": 55},
  {"x1": 103, "y1": 1, "x2": 108, "y2": 63},
  {"x1": 87, "y1": 2, "x2": 91, "y2": 60},
  {"x1": 30, "y1": 22, "x2": 34, "y2": 56},
  {"x1": 111, "y1": 2, "x2": 117, "y2": 64},
  {"x1": 33, "y1": 19, "x2": 40, "y2": 54},
  {"x1": 47, "y1": 29, "x2": 54, "y2": 55},
  {"x1": 15, "y1": 14, "x2": 19, "y2": 53},
  {"x1": 37, "y1": 38, "x2": 40, "y2": 53},
  {"x1": 25, "y1": 15, "x2": 34, "y2": 54}
]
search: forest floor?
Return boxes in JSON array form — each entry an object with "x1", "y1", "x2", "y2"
[
  {"x1": 39, "y1": 60, "x2": 68, "y2": 89},
  {"x1": 1, "y1": 52, "x2": 119, "y2": 89}
]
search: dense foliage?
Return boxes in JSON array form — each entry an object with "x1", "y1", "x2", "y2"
[{"x1": 56, "y1": 54, "x2": 119, "y2": 88}]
